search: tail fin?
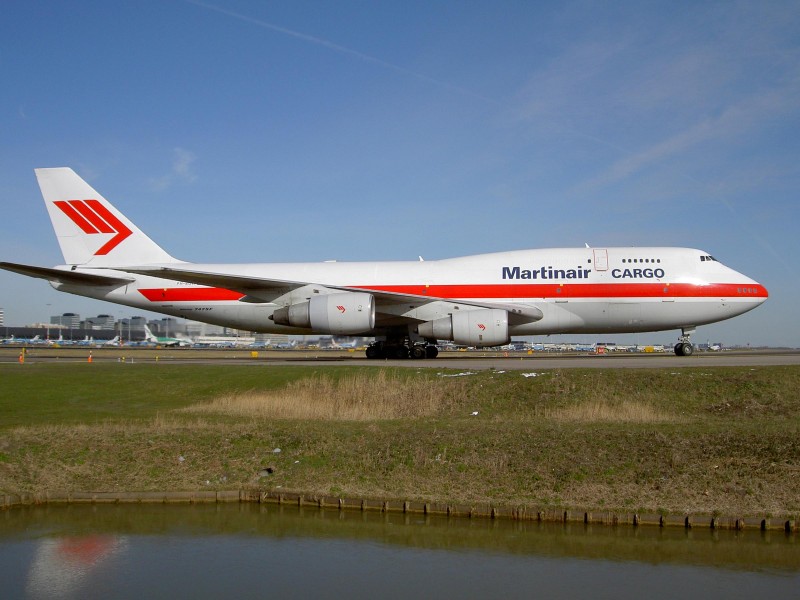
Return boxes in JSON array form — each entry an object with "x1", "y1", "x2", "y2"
[
  {"x1": 36, "y1": 167, "x2": 178, "y2": 266},
  {"x1": 143, "y1": 324, "x2": 158, "y2": 342}
]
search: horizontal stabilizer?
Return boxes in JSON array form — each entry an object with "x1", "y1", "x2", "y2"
[{"x1": 0, "y1": 262, "x2": 134, "y2": 287}]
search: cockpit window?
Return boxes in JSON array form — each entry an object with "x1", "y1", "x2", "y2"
[{"x1": 700, "y1": 255, "x2": 717, "y2": 262}]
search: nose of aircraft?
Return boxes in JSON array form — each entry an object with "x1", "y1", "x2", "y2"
[
  {"x1": 747, "y1": 279, "x2": 768, "y2": 301},
  {"x1": 716, "y1": 258, "x2": 768, "y2": 316},
  {"x1": 719, "y1": 259, "x2": 768, "y2": 305},
  {"x1": 736, "y1": 279, "x2": 768, "y2": 315}
]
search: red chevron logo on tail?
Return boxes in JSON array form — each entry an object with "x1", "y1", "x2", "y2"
[{"x1": 54, "y1": 199, "x2": 132, "y2": 255}]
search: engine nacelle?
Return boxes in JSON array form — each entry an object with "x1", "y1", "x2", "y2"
[
  {"x1": 418, "y1": 308, "x2": 509, "y2": 347},
  {"x1": 272, "y1": 292, "x2": 375, "y2": 334}
]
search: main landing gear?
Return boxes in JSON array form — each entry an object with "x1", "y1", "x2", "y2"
[
  {"x1": 365, "y1": 340, "x2": 439, "y2": 360},
  {"x1": 674, "y1": 328, "x2": 695, "y2": 356}
]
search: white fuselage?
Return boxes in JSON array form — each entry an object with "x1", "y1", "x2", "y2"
[{"x1": 54, "y1": 246, "x2": 767, "y2": 337}]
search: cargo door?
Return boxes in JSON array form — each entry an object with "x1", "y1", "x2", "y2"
[{"x1": 593, "y1": 248, "x2": 609, "y2": 271}]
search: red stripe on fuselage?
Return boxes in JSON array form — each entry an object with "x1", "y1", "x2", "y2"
[
  {"x1": 137, "y1": 282, "x2": 767, "y2": 303},
  {"x1": 139, "y1": 288, "x2": 245, "y2": 302},
  {"x1": 350, "y1": 282, "x2": 769, "y2": 299}
]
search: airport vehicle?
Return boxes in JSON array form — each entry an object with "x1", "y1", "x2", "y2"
[{"x1": 1, "y1": 168, "x2": 768, "y2": 358}]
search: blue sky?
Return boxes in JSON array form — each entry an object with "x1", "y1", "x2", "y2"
[{"x1": 1, "y1": 1, "x2": 798, "y2": 346}]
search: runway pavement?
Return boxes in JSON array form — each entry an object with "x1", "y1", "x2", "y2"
[{"x1": 2, "y1": 346, "x2": 798, "y2": 370}]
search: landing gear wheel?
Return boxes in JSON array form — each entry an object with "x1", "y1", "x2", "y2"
[
  {"x1": 425, "y1": 345, "x2": 439, "y2": 359},
  {"x1": 393, "y1": 346, "x2": 409, "y2": 359},
  {"x1": 366, "y1": 345, "x2": 384, "y2": 359},
  {"x1": 410, "y1": 345, "x2": 426, "y2": 360},
  {"x1": 674, "y1": 327, "x2": 696, "y2": 357}
]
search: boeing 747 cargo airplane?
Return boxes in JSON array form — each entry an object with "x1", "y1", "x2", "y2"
[{"x1": 1, "y1": 168, "x2": 768, "y2": 358}]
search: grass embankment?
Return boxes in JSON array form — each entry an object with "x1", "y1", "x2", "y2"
[{"x1": 0, "y1": 363, "x2": 798, "y2": 518}]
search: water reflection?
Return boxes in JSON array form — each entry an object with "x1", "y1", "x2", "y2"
[
  {"x1": 1, "y1": 503, "x2": 797, "y2": 599},
  {"x1": 26, "y1": 535, "x2": 127, "y2": 598}
]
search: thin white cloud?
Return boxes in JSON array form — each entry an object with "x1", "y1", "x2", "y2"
[
  {"x1": 172, "y1": 148, "x2": 197, "y2": 183},
  {"x1": 510, "y1": 1, "x2": 800, "y2": 162},
  {"x1": 185, "y1": 0, "x2": 497, "y2": 104},
  {"x1": 504, "y1": 6, "x2": 800, "y2": 196},
  {"x1": 149, "y1": 147, "x2": 198, "y2": 191},
  {"x1": 580, "y1": 79, "x2": 800, "y2": 191}
]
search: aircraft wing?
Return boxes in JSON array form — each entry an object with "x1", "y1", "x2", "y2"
[
  {"x1": 122, "y1": 266, "x2": 544, "y2": 323},
  {"x1": 0, "y1": 262, "x2": 134, "y2": 287},
  {"x1": 339, "y1": 286, "x2": 544, "y2": 324},
  {"x1": 121, "y1": 266, "x2": 298, "y2": 303}
]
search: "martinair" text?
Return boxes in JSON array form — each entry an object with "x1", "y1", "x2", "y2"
[{"x1": 502, "y1": 266, "x2": 592, "y2": 280}]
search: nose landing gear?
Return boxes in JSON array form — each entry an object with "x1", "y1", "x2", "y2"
[{"x1": 674, "y1": 328, "x2": 695, "y2": 356}]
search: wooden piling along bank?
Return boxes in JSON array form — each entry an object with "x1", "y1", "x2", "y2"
[{"x1": 1, "y1": 489, "x2": 796, "y2": 534}]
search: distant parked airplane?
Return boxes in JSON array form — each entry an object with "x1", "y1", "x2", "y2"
[
  {"x1": 328, "y1": 336, "x2": 360, "y2": 349},
  {"x1": 7, "y1": 334, "x2": 45, "y2": 345},
  {"x1": 75, "y1": 336, "x2": 94, "y2": 347},
  {"x1": 143, "y1": 325, "x2": 192, "y2": 347},
  {"x1": 1, "y1": 168, "x2": 768, "y2": 358},
  {"x1": 102, "y1": 335, "x2": 120, "y2": 347},
  {"x1": 46, "y1": 333, "x2": 64, "y2": 345}
]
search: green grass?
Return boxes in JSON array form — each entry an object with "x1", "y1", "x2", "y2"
[
  {"x1": 1, "y1": 363, "x2": 799, "y2": 519},
  {"x1": 0, "y1": 363, "x2": 376, "y2": 427}
]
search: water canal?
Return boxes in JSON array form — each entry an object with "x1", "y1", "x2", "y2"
[{"x1": 1, "y1": 503, "x2": 797, "y2": 599}]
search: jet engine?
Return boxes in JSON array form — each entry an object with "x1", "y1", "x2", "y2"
[
  {"x1": 417, "y1": 308, "x2": 509, "y2": 347},
  {"x1": 271, "y1": 292, "x2": 376, "y2": 334}
]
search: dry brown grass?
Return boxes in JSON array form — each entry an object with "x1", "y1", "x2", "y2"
[
  {"x1": 181, "y1": 371, "x2": 470, "y2": 420},
  {"x1": 546, "y1": 400, "x2": 681, "y2": 423},
  {"x1": 181, "y1": 370, "x2": 681, "y2": 424}
]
